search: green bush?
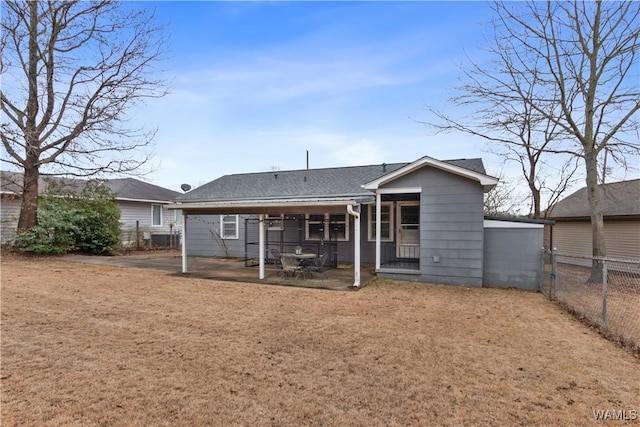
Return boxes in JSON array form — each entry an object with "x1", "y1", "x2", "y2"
[{"x1": 14, "y1": 181, "x2": 121, "y2": 255}]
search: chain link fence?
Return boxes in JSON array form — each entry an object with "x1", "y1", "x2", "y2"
[{"x1": 542, "y1": 250, "x2": 640, "y2": 354}]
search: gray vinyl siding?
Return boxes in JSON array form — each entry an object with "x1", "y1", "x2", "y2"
[
  {"x1": 379, "y1": 167, "x2": 484, "y2": 287},
  {"x1": 186, "y1": 214, "x2": 248, "y2": 257},
  {"x1": 118, "y1": 201, "x2": 179, "y2": 243},
  {"x1": 1, "y1": 197, "x2": 21, "y2": 244}
]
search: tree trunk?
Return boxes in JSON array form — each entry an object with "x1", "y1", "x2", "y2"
[
  {"x1": 17, "y1": 160, "x2": 40, "y2": 233},
  {"x1": 530, "y1": 185, "x2": 541, "y2": 219},
  {"x1": 16, "y1": 1, "x2": 41, "y2": 234},
  {"x1": 584, "y1": 153, "x2": 606, "y2": 282}
]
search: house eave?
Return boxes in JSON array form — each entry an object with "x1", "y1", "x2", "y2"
[
  {"x1": 170, "y1": 196, "x2": 372, "y2": 215},
  {"x1": 115, "y1": 197, "x2": 175, "y2": 204},
  {"x1": 550, "y1": 214, "x2": 640, "y2": 222}
]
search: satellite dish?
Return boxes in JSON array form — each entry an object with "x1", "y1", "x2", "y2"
[{"x1": 180, "y1": 183, "x2": 192, "y2": 193}]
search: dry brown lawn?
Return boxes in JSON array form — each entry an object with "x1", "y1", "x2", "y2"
[{"x1": 2, "y1": 256, "x2": 639, "y2": 426}]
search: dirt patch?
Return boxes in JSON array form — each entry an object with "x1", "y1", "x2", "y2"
[{"x1": 2, "y1": 256, "x2": 639, "y2": 426}]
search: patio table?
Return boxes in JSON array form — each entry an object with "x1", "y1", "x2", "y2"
[{"x1": 281, "y1": 253, "x2": 317, "y2": 261}]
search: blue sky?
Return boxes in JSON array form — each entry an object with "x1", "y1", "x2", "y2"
[{"x1": 138, "y1": 1, "x2": 499, "y2": 191}]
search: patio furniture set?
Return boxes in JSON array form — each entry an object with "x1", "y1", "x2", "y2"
[{"x1": 271, "y1": 248, "x2": 329, "y2": 279}]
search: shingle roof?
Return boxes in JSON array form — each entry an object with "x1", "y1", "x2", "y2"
[
  {"x1": 177, "y1": 158, "x2": 487, "y2": 202},
  {"x1": 1, "y1": 171, "x2": 85, "y2": 195},
  {"x1": 547, "y1": 179, "x2": 640, "y2": 218},
  {"x1": 102, "y1": 178, "x2": 180, "y2": 202},
  {"x1": 1, "y1": 171, "x2": 180, "y2": 202}
]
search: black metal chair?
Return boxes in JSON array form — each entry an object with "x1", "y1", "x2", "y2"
[{"x1": 307, "y1": 252, "x2": 328, "y2": 278}]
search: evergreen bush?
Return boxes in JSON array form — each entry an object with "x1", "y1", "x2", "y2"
[{"x1": 14, "y1": 181, "x2": 121, "y2": 255}]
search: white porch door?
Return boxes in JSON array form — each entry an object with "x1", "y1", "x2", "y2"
[{"x1": 396, "y1": 202, "x2": 420, "y2": 259}]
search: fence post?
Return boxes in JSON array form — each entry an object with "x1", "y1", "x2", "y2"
[
  {"x1": 136, "y1": 220, "x2": 140, "y2": 250},
  {"x1": 539, "y1": 247, "x2": 545, "y2": 294},
  {"x1": 602, "y1": 258, "x2": 608, "y2": 325},
  {"x1": 550, "y1": 247, "x2": 557, "y2": 299}
]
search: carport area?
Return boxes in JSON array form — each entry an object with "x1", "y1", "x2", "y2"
[{"x1": 66, "y1": 252, "x2": 375, "y2": 291}]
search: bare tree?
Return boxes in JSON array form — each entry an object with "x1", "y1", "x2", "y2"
[
  {"x1": 424, "y1": 26, "x2": 580, "y2": 219},
  {"x1": 1, "y1": 1, "x2": 168, "y2": 232},
  {"x1": 483, "y1": 172, "x2": 527, "y2": 217},
  {"x1": 495, "y1": 1, "x2": 639, "y2": 279},
  {"x1": 427, "y1": 1, "x2": 640, "y2": 279}
]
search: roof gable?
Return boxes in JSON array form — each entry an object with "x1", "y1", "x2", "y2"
[
  {"x1": 548, "y1": 179, "x2": 640, "y2": 218},
  {"x1": 363, "y1": 156, "x2": 498, "y2": 192}
]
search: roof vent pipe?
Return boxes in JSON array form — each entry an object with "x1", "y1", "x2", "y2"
[{"x1": 382, "y1": 163, "x2": 387, "y2": 172}]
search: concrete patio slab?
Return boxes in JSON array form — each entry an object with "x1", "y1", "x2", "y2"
[{"x1": 65, "y1": 251, "x2": 376, "y2": 291}]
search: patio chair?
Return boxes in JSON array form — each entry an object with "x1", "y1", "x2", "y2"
[
  {"x1": 300, "y1": 248, "x2": 316, "y2": 267},
  {"x1": 271, "y1": 248, "x2": 282, "y2": 268},
  {"x1": 270, "y1": 248, "x2": 282, "y2": 273},
  {"x1": 307, "y1": 252, "x2": 328, "y2": 278},
  {"x1": 279, "y1": 254, "x2": 306, "y2": 279}
]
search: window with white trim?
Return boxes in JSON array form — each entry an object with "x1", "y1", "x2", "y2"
[
  {"x1": 368, "y1": 202, "x2": 393, "y2": 241},
  {"x1": 220, "y1": 215, "x2": 239, "y2": 239},
  {"x1": 151, "y1": 204, "x2": 162, "y2": 226},
  {"x1": 328, "y1": 213, "x2": 348, "y2": 241},
  {"x1": 306, "y1": 214, "x2": 325, "y2": 240},
  {"x1": 305, "y1": 213, "x2": 349, "y2": 241},
  {"x1": 174, "y1": 209, "x2": 183, "y2": 226},
  {"x1": 266, "y1": 214, "x2": 284, "y2": 231}
]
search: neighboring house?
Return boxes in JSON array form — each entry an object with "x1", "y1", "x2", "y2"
[
  {"x1": 101, "y1": 178, "x2": 183, "y2": 246},
  {"x1": 547, "y1": 179, "x2": 640, "y2": 260},
  {"x1": 174, "y1": 155, "x2": 514, "y2": 288},
  {"x1": 0, "y1": 171, "x2": 182, "y2": 246}
]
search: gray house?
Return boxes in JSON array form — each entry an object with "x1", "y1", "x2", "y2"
[
  {"x1": 173, "y1": 155, "x2": 503, "y2": 287},
  {"x1": 0, "y1": 171, "x2": 181, "y2": 246}
]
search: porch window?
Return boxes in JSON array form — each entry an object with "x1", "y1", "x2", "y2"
[
  {"x1": 305, "y1": 213, "x2": 349, "y2": 241},
  {"x1": 266, "y1": 214, "x2": 284, "y2": 231},
  {"x1": 174, "y1": 209, "x2": 183, "y2": 226},
  {"x1": 151, "y1": 204, "x2": 162, "y2": 226},
  {"x1": 306, "y1": 214, "x2": 325, "y2": 240},
  {"x1": 328, "y1": 213, "x2": 348, "y2": 241},
  {"x1": 220, "y1": 215, "x2": 239, "y2": 239},
  {"x1": 368, "y1": 202, "x2": 393, "y2": 241}
]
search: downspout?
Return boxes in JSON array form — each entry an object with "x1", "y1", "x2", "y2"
[
  {"x1": 258, "y1": 214, "x2": 265, "y2": 279},
  {"x1": 347, "y1": 204, "x2": 361, "y2": 288},
  {"x1": 375, "y1": 192, "x2": 381, "y2": 270}
]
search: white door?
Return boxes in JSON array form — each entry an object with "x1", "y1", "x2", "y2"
[{"x1": 396, "y1": 202, "x2": 420, "y2": 259}]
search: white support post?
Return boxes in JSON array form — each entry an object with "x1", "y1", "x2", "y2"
[
  {"x1": 347, "y1": 204, "x2": 361, "y2": 288},
  {"x1": 181, "y1": 213, "x2": 188, "y2": 273},
  {"x1": 375, "y1": 192, "x2": 381, "y2": 270},
  {"x1": 259, "y1": 214, "x2": 265, "y2": 280}
]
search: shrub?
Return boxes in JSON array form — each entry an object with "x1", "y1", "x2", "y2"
[{"x1": 14, "y1": 181, "x2": 121, "y2": 255}]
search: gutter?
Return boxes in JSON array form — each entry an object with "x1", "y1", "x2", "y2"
[{"x1": 347, "y1": 204, "x2": 361, "y2": 288}]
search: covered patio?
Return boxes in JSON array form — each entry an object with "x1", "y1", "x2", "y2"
[{"x1": 171, "y1": 197, "x2": 370, "y2": 288}]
